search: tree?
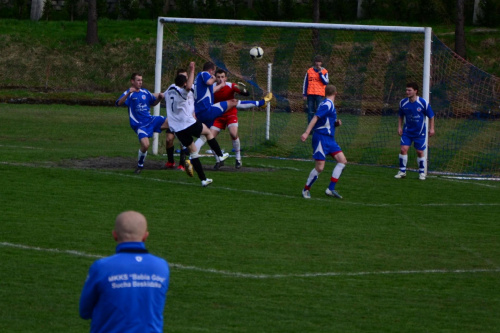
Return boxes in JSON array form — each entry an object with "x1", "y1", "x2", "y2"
[
  {"x1": 357, "y1": 0, "x2": 364, "y2": 19},
  {"x1": 312, "y1": 0, "x2": 319, "y2": 51},
  {"x1": 86, "y1": 0, "x2": 99, "y2": 45},
  {"x1": 455, "y1": 0, "x2": 466, "y2": 58},
  {"x1": 473, "y1": 0, "x2": 484, "y2": 25}
]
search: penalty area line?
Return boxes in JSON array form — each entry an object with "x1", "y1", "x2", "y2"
[{"x1": 1, "y1": 241, "x2": 499, "y2": 279}]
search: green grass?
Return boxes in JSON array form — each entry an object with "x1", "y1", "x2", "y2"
[{"x1": 0, "y1": 104, "x2": 499, "y2": 332}]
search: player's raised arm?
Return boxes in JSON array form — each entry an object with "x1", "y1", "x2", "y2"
[{"x1": 186, "y1": 62, "x2": 195, "y2": 91}]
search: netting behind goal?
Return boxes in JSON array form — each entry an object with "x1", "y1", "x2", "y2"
[{"x1": 157, "y1": 18, "x2": 499, "y2": 177}]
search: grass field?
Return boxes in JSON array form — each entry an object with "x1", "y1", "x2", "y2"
[{"x1": 1, "y1": 104, "x2": 499, "y2": 332}]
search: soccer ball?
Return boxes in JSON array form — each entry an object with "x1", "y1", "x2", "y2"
[{"x1": 250, "y1": 46, "x2": 264, "y2": 60}]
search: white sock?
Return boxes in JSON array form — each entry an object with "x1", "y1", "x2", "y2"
[
  {"x1": 237, "y1": 100, "x2": 259, "y2": 109},
  {"x1": 194, "y1": 135, "x2": 207, "y2": 153},
  {"x1": 417, "y1": 157, "x2": 425, "y2": 173},
  {"x1": 233, "y1": 138, "x2": 241, "y2": 160},
  {"x1": 399, "y1": 154, "x2": 408, "y2": 172},
  {"x1": 137, "y1": 149, "x2": 147, "y2": 167},
  {"x1": 332, "y1": 163, "x2": 345, "y2": 180},
  {"x1": 305, "y1": 168, "x2": 320, "y2": 189}
]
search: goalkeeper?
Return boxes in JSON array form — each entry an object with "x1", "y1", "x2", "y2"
[{"x1": 211, "y1": 69, "x2": 250, "y2": 170}]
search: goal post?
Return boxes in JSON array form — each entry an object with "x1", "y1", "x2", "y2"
[{"x1": 152, "y1": 17, "x2": 500, "y2": 177}]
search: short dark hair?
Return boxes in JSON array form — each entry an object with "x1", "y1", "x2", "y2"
[
  {"x1": 406, "y1": 82, "x2": 419, "y2": 92},
  {"x1": 325, "y1": 84, "x2": 337, "y2": 96},
  {"x1": 176, "y1": 69, "x2": 187, "y2": 75},
  {"x1": 203, "y1": 61, "x2": 215, "y2": 71},
  {"x1": 215, "y1": 69, "x2": 226, "y2": 75},
  {"x1": 130, "y1": 73, "x2": 142, "y2": 80},
  {"x1": 314, "y1": 55, "x2": 323, "y2": 63},
  {"x1": 175, "y1": 74, "x2": 187, "y2": 87}
]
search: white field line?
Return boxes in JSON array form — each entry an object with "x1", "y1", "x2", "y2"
[
  {"x1": 2, "y1": 242, "x2": 499, "y2": 279},
  {"x1": 95, "y1": 170, "x2": 500, "y2": 207},
  {"x1": 0, "y1": 145, "x2": 43, "y2": 150},
  {"x1": 1, "y1": 162, "x2": 499, "y2": 207}
]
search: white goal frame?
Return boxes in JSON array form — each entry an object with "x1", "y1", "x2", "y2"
[{"x1": 152, "y1": 18, "x2": 432, "y2": 174}]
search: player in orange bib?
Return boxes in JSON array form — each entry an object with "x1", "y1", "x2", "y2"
[{"x1": 210, "y1": 69, "x2": 250, "y2": 170}]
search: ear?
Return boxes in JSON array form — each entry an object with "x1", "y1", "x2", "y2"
[
  {"x1": 112, "y1": 230, "x2": 118, "y2": 242},
  {"x1": 142, "y1": 231, "x2": 150, "y2": 242}
]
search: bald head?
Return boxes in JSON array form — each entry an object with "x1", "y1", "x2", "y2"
[{"x1": 113, "y1": 211, "x2": 149, "y2": 243}]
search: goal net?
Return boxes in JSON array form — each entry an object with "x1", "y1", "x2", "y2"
[{"x1": 154, "y1": 18, "x2": 499, "y2": 177}]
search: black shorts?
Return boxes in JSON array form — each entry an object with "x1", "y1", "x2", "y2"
[{"x1": 175, "y1": 121, "x2": 203, "y2": 147}]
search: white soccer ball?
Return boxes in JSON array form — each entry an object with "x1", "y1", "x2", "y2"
[{"x1": 250, "y1": 46, "x2": 264, "y2": 60}]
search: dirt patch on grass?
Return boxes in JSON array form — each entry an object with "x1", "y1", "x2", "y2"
[{"x1": 58, "y1": 156, "x2": 273, "y2": 173}]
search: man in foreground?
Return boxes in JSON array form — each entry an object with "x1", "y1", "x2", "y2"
[{"x1": 79, "y1": 211, "x2": 170, "y2": 333}]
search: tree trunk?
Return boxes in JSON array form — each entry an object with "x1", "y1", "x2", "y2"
[
  {"x1": 312, "y1": 0, "x2": 320, "y2": 52},
  {"x1": 86, "y1": 0, "x2": 99, "y2": 45},
  {"x1": 30, "y1": 0, "x2": 45, "y2": 20},
  {"x1": 455, "y1": 0, "x2": 466, "y2": 58},
  {"x1": 472, "y1": 0, "x2": 483, "y2": 25},
  {"x1": 357, "y1": 0, "x2": 364, "y2": 19}
]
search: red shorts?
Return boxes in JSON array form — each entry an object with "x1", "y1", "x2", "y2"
[{"x1": 212, "y1": 108, "x2": 238, "y2": 130}]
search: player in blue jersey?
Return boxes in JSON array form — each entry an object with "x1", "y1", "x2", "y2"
[
  {"x1": 194, "y1": 61, "x2": 273, "y2": 128},
  {"x1": 300, "y1": 85, "x2": 347, "y2": 199},
  {"x1": 192, "y1": 61, "x2": 273, "y2": 161},
  {"x1": 116, "y1": 73, "x2": 167, "y2": 174},
  {"x1": 80, "y1": 211, "x2": 170, "y2": 333},
  {"x1": 395, "y1": 82, "x2": 435, "y2": 180}
]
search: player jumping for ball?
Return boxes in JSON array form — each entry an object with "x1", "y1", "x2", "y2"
[{"x1": 192, "y1": 62, "x2": 273, "y2": 160}]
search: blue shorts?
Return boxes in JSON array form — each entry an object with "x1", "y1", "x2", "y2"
[
  {"x1": 195, "y1": 102, "x2": 228, "y2": 128},
  {"x1": 400, "y1": 133, "x2": 426, "y2": 151},
  {"x1": 312, "y1": 132, "x2": 342, "y2": 161},
  {"x1": 132, "y1": 116, "x2": 167, "y2": 140}
]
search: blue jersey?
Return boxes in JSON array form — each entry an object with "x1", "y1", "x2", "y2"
[
  {"x1": 80, "y1": 242, "x2": 170, "y2": 333},
  {"x1": 313, "y1": 98, "x2": 337, "y2": 137},
  {"x1": 116, "y1": 89, "x2": 158, "y2": 130},
  {"x1": 399, "y1": 97, "x2": 435, "y2": 137},
  {"x1": 194, "y1": 71, "x2": 214, "y2": 114}
]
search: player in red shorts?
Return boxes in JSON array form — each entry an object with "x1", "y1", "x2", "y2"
[{"x1": 211, "y1": 69, "x2": 250, "y2": 169}]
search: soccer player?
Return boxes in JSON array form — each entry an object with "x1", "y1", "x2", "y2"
[
  {"x1": 303, "y1": 55, "x2": 329, "y2": 124},
  {"x1": 300, "y1": 84, "x2": 346, "y2": 199},
  {"x1": 193, "y1": 62, "x2": 273, "y2": 161},
  {"x1": 164, "y1": 68, "x2": 192, "y2": 172},
  {"x1": 395, "y1": 82, "x2": 435, "y2": 180},
  {"x1": 165, "y1": 62, "x2": 228, "y2": 187},
  {"x1": 211, "y1": 68, "x2": 250, "y2": 169},
  {"x1": 116, "y1": 73, "x2": 167, "y2": 174}
]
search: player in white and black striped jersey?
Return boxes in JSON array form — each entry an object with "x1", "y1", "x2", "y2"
[{"x1": 165, "y1": 62, "x2": 228, "y2": 187}]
